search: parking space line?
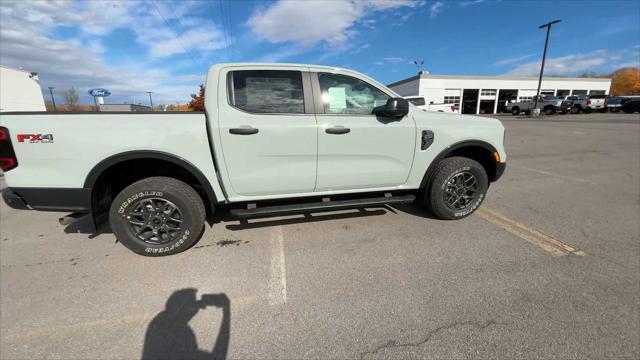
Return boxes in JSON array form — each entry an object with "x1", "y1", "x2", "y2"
[
  {"x1": 512, "y1": 165, "x2": 598, "y2": 186},
  {"x1": 476, "y1": 207, "x2": 586, "y2": 256},
  {"x1": 268, "y1": 226, "x2": 287, "y2": 305}
]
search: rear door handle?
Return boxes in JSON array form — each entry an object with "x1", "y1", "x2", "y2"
[
  {"x1": 229, "y1": 127, "x2": 259, "y2": 135},
  {"x1": 325, "y1": 126, "x2": 351, "y2": 135}
]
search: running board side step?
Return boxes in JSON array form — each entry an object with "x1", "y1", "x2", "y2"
[{"x1": 230, "y1": 194, "x2": 416, "y2": 219}]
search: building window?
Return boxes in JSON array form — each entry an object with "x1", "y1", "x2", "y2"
[
  {"x1": 589, "y1": 90, "x2": 606, "y2": 95},
  {"x1": 540, "y1": 90, "x2": 554, "y2": 95},
  {"x1": 519, "y1": 96, "x2": 534, "y2": 101},
  {"x1": 444, "y1": 96, "x2": 460, "y2": 104},
  {"x1": 318, "y1": 73, "x2": 390, "y2": 115},
  {"x1": 556, "y1": 89, "x2": 571, "y2": 96},
  {"x1": 229, "y1": 70, "x2": 305, "y2": 114},
  {"x1": 572, "y1": 90, "x2": 588, "y2": 95},
  {"x1": 480, "y1": 89, "x2": 496, "y2": 96}
]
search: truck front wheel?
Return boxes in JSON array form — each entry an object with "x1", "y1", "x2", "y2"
[
  {"x1": 425, "y1": 157, "x2": 489, "y2": 220},
  {"x1": 109, "y1": 177, "x2": 206, "y2": 256},
  {"x1": 511, "y1": 107, "x2": 520, "y2": 115}
]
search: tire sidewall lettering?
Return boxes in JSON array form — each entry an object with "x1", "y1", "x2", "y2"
[
  {"x1": 118, "y1": 191, "x2": 164, "y2": 214},
  {"x1": 144, "y1": 229, "x2": 190, "y2": 253}
]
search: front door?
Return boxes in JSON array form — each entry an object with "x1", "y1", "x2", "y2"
[
  {"x1": 313, "y1": 71, "x2": 416, "y2": 191},
  {"x1": 217, "y1": 67, "x2": 317, "y2": 197}
]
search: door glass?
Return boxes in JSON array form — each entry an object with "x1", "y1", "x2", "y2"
[
  {"x1": 230, "y1": 70, "x2": 304, "y2": 113},
  {"x1": 318, "y1": 73, "x2": 389, "y2": 115}
]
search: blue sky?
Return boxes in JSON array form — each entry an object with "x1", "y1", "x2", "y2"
[{"x1": 1, "y1": 0, "x2": 638, "y2": 104}]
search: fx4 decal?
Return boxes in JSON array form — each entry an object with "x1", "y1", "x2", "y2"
[{"x1": 17, "y1": 134, "x2": 54, "y2": 143}]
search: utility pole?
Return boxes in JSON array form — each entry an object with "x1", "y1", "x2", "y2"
[
  {"x1": 533, "y1": 19, "x2": 561, "y2": 112},
  {"x1": 48, "y1": 87, "x2": 57, "y2": 111},
  {"x1": 146, "y1": 91, "x2": 154, "y2": 111}
]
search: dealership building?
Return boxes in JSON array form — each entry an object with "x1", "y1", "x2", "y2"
[{"x1": 388, "y1": 71, "x2": 612, "y2": 114}]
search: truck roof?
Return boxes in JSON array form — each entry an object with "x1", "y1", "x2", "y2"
[{"x1": 208, "y1": 62, "x2": 349, "y2": 71}]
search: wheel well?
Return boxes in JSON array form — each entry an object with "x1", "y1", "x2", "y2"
[
  {"x1": 90, "y1": 158, "x2": 213, "y2": 222},
  {"x1": 446, "y1": 146, "x2": 497, "y2": 181}
]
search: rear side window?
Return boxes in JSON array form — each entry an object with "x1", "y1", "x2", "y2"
[
  {"x1": 407, "y1": 97, "x2": 426, "y2": 106},
  {"x1": 229, "y1": 70, "x2": 304, "y2": 114}
]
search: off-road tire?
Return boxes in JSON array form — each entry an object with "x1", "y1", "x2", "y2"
[
  {"x1": 425, "y1": 157, "x2": 489, "y2": 220},
  {"x1": 571, "y1": 106, "x2": 581, "y2": 114},
  {"x1": 544, "y1": 106, "x2": 555, "y2": 115},
  {"x1": 109, "y1": 177, "x2": 206, "y2": 256},
  {"x1": 511, "y1": 107, "x2": 519, "y2": 115}
]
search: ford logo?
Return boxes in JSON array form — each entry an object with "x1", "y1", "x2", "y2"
[{"x1": 88, "y1": 88, "x2": 111, "y2": 97}]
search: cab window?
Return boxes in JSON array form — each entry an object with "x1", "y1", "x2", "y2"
[{"x1": 318, "y1": 73, "x2": 390, "y2": 115}]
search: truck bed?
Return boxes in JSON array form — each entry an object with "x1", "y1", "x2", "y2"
[{"x1": 0, "y1": 112, "x2": 218, "y2": 191}]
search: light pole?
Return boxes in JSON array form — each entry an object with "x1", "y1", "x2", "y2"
[
  {"x1": 533, "y1": 19, "x2": 561, "y2": 112},
  {"x1": 48, "y1": 87, "x2": 57, "y2": 111},
  {"x1": 146, "y1": 91, "x2": 154, "y2": 111}
]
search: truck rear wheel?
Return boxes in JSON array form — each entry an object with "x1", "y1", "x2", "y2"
[
  {"x1": 544, "y1": 106, "x2": 555, "y2": 115},
  {"x1": 424, "y1": 157, "x2": 488, "y2": 220},
  {"x1": 109, "y1": 177, "x2": 206, "y2": 256},
  {"x1": 511, "y1": 107, "x2": 520, "y2": 115},
  {"x1": 571, "y1": 106, "x2": 581, "y2": 114}
]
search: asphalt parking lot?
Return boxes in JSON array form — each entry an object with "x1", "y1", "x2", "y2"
[{"x1": 1, "y1": 112, "x2": 639, "y2": 359}]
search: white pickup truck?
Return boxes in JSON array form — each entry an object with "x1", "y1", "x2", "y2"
[
  {"x1": 405, "y1": 96, "x2": 459, "y2": 113},
  {"x1": 1, "y1": 63, "x2": 506, "y2": 256}
]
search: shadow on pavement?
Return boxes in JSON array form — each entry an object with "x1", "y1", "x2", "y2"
[{"x1": 142, "y1": 288, "x2": 230, "y2": 360}]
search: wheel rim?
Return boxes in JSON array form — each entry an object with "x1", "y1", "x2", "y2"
[
  {"x1": 125, "y1": 198, "x2": 183, "y2": 245},
  {"x1": 443, "y1": 171, "x2": 479, "y2": 210}
]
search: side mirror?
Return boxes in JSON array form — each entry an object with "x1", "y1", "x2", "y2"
[{"x1": 373, "y1": 97, "x2": 409, "y2": 118}]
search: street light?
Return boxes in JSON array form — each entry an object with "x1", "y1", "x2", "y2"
[
  {"x1": 146, "y1": 91, "x2": 154, "y2": 111},
  {"x1": 48, "y1": 87, "x2": 57, "y2": 111},
  {"x1": 533, "y1": 19, "x2": 561, "y2": 111}
]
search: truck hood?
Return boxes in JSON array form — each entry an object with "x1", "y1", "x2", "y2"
[{"x1": 411, "y1": 110, "x2": 504, "y2": 130}]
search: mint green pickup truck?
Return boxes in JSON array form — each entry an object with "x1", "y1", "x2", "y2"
[{"x1": 1, "y1": 63, "x2": 506, "y2": 256}]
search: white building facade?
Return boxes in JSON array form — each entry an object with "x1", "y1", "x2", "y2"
[{"x1": 388, "y1": 71, "x2": 612, "y2": 115}]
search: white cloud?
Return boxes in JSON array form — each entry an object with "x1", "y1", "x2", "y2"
[
  {"x1": 429, "y1": 2, "x2": 444, "y2": 18},
  {"x1": 0, "y1": 1, "x2": 215, "y2": 103},
  {"x1": 460, "y1": 0, "x2": 485, "y2": 7},
  {"x1": 247, "y1": 0, "x2": 425, "y2": 47},
  {"x1": 504, "y1": 48, "x2": 640, "y2": 76},
  {"x1": 494, "y1": 54, "x2": 536, "y2": 66}
]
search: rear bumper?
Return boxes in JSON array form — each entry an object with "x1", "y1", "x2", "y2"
[
  {"x1": 493, "y1": 162, "x2": 506, "y2": 182},
  {"x1": 2, "y1": 187, "x2": 91, "y2": 212}
]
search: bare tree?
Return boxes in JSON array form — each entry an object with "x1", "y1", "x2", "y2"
[{"x1": 64, "y1": 87, "x2": 79, "y2": 110}]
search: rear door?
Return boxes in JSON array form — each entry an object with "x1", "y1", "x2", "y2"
[
  {"x1": 216, "y1": 66, "x2": 317, "y2": 197},
  {"x1": 311, "y1": 71, "x2": 416, "y2": 191}
]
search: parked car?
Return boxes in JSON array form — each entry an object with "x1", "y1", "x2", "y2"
[
  {"x1": 506, "y1": 95, "x2": 571, "y2": 115},
  {"x1": 606, "y1": 96, "x2": 625, "y2": 112},
  {"x1": 1, "y1": 63, "x2": 506, "y2": 256},
  {"x1": 566, "y1": 94, "x2": 607, "y2": 113},
  {"x1": 405, "y1": 96, "x2": 458, "y2": 113},
  {"x1": 622, "y1": 99, "x2": 640, "y2": 114}
]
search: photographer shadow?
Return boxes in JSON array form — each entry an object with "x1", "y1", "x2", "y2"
[{"x1": 142, "y1": 289, "x2": 230, "y2": 360}]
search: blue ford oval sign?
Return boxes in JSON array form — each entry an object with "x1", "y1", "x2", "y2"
[{"x1": 88, "y1": 88, "x2": 111, "y2": 97}]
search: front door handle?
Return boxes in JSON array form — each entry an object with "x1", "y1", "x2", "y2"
[
  {"x1": 229, "y1": 127, "x2": 259, "y2": 135},
  {"x1": 325, "y1": 126, "x2": 351, "y2": 135}
]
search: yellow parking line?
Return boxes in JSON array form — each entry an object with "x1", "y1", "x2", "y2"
[{"x1": 476, "y1": 207, "x2": 586, "y2": 256}]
